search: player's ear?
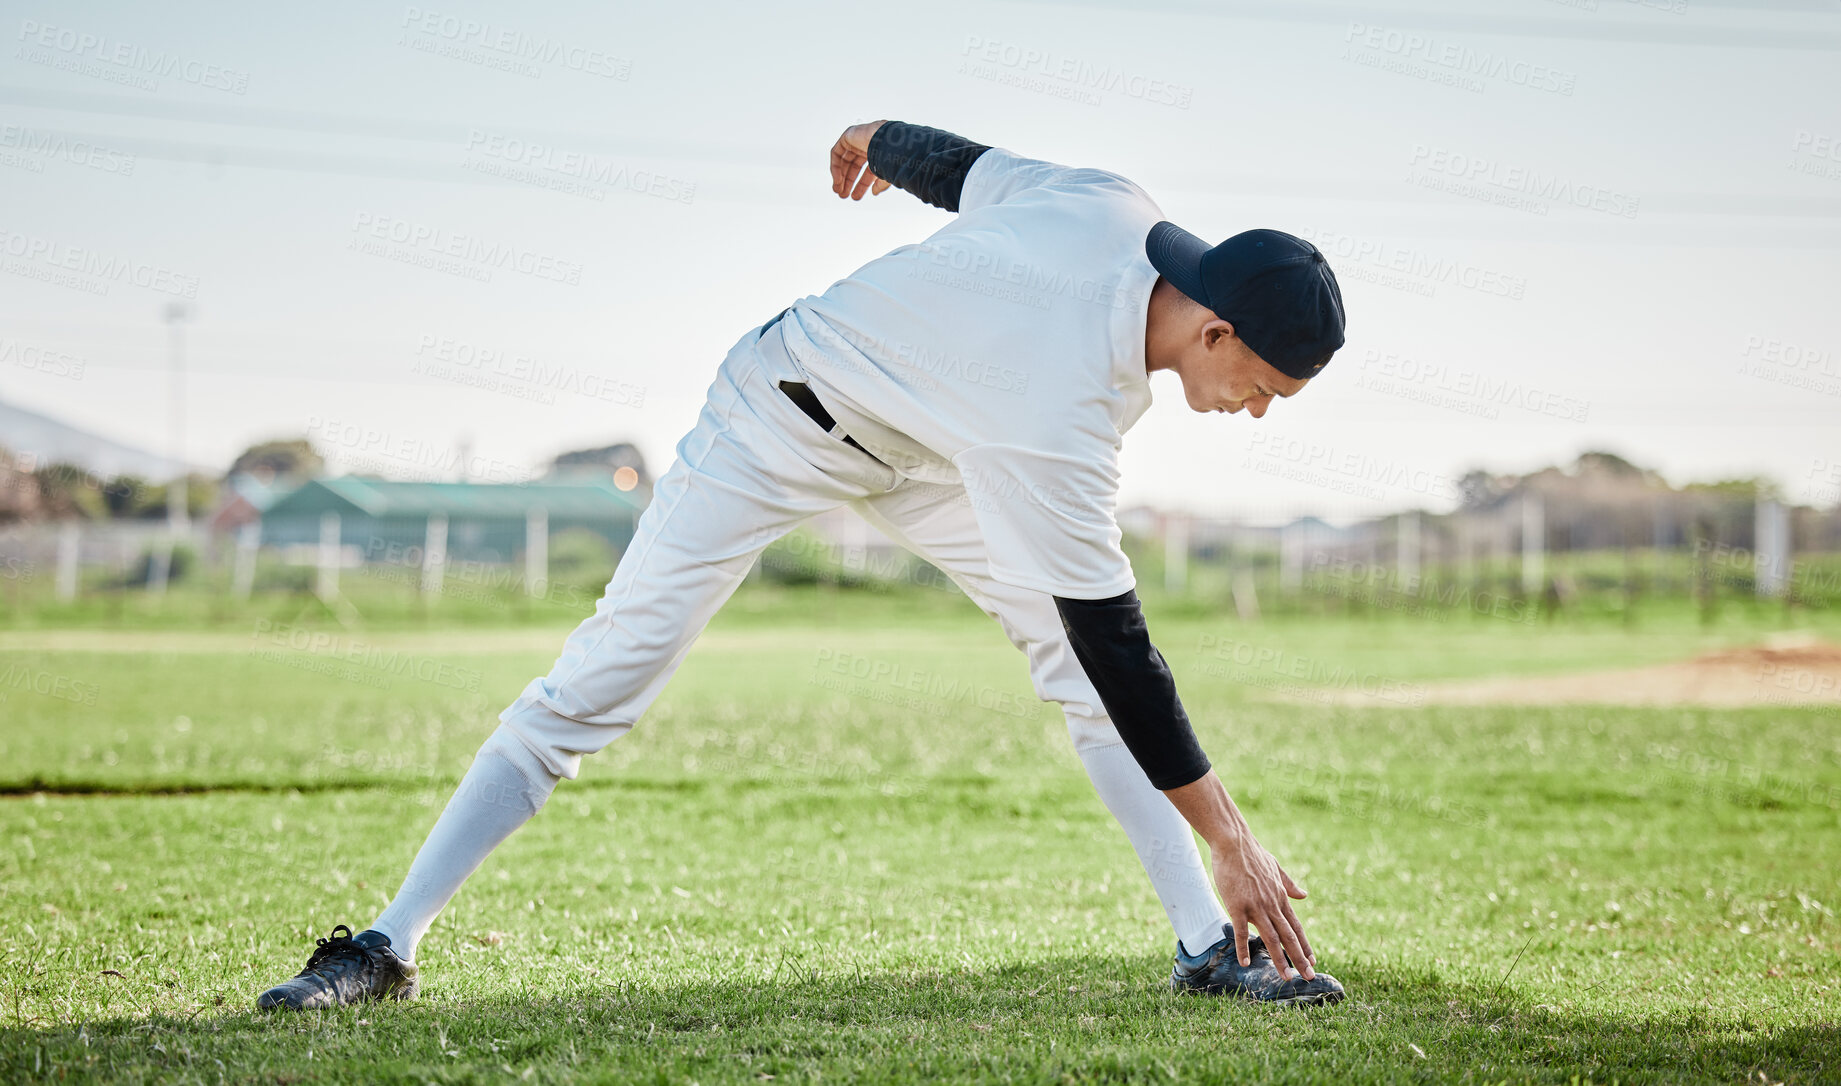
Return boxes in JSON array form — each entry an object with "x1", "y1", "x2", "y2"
[{"x1": 1203, "y1": 318, "x2": 1235, "y2": 350}]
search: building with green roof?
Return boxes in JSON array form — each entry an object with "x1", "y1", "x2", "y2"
[{"x1": 259, "y1": 477, "x2": 645, "y2": 564}]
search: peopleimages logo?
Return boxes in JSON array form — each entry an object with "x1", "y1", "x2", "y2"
[
  {"x1": 464, "y1": 130, "x2": 695, "y2": 204},
  {"x1": 1790, "y1": 129, "x2": 1841, "y2": 182},
  {"x1": 0, "y1": 662, "x2": 100, "y2": 706},
  {"x1": 347, "y1": 213, "x2": 583, "y2": 286},
  {"x1": 15, "y1": 18, "x2": 252, "y2": 93},
  {"x1": 0, "y1": 227, "x2": 201, "y2": 298},
  {"x1": 305, "y1": 414, "x2": 537, "y2": 484},
  {"x1": 1409, "y1": 145, "x2": 1640, "y2": 219},
  {"x1": 397, "y1": 7, "x2": 631, "y2": 80},
  {"x1": 1737, "y1": 334, "x2": 1839, "y2": 397},
  {"x1": 249, "y1": 619, "x2": 483, "y2": 693},
  {"x1": 1343, "y1": 22, "x2": 1576, "y2": 96},
  {"x1": 958, "y1": 35, "x2": 1193, "y2": 109},
  {"x1": 811, "y1": 647, "x2": 1032, "y2": 718},
  {"x1": 1358, "y1": 348, "x2": 1590, "y2": 422},
  {"x1": 1243, "y1": 432, "x2": 1461, "y2": 503},
  {"x1": 1741, "y1": 335, "x2": 1836, "y2": 375},
  {"x1": 0, "y1": 337, "x2": 87, "y2": 381},
  {"x1": 832, "y1": 327, "x2": 1031, "y2": 397},
  {"x1": 412, "y1": 332, "x2": 646, "y2": 408},
  {"x1": 1194, "y1": 634, "x2": 1429, "y2": 707},
  {"x1": 0, "y1": 124, "x2": 135, "y2": 174},
  {"x1": 1295, "y1": 226, "x2": 1528, "y2": 301},
  {"x1": 908, "y1": 242, "x2": 1143, "y2": 313},
  {"x1": 1793, "y1": 130, "x2": 1841, "y2": 163}
]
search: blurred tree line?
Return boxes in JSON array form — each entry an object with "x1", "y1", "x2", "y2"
[{"x1": 0, "y1": 438, "x2": 322, "y2": 524}]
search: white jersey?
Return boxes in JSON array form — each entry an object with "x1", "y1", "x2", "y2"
[{"x1": 776, "y1": 146, "x2": 1163, "y2": 600}]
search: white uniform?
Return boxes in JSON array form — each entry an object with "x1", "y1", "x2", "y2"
[
  {"x1": 495, "y1": 147, "x2": 1226, "y2": 949},
  {"x1": 786, "y1": 145, "x2": 1159, "y2": 599}
]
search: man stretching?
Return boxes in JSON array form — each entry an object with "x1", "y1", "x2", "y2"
[{"x1": 258, "y1": 118, "x2": 1348, "y2": 1010}]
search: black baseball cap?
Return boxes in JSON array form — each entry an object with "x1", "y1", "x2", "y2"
[{"x1": 1144, "y1": 222, "x2": 1345, "y2": 381}]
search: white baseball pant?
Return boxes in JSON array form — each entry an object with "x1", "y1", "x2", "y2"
[{"x1": 496, "y1": 318, "x2": 1227, "y2": 948}]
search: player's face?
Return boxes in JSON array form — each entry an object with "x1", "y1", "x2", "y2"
[{"x1": 1178, "y1": 322, "x2": 1310, "y2": 417}]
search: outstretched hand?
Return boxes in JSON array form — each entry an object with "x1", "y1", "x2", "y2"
[
  {"x1": 829, "y1": 121, "x2": 891, "y2": 200},
  {"x1": 1211, "y1": 836, "x2": 1316, "y2": 981},
  {"x1": 1163, "y1": 769, "x2": 1318, "y2": 981}
]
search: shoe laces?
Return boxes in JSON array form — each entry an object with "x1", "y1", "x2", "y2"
[
  {"x1": 297, "y1": 925, "x2": 372, "y2": 980},
  {"x1": 1199, "y1": 932, "x2": 1268, "y2": 969}
]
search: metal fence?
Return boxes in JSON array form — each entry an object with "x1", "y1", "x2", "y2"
[
  {"x1": 1141, "y1": 493, "x2": 1841, "y2": 617},
  {"x1": 2, "y1": 491, "x2": 1838, "y2": 616}
]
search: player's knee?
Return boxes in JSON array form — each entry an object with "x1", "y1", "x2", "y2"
[
  {"x1": 469, "y1": 727, "x2": 561, "y2": 814},
  {"x1": 1063, "y1": 710, "x2": 1125, "y2": 754},
  {"x1": 497, "y1": 689, "x2": 639, "y2": 782}
]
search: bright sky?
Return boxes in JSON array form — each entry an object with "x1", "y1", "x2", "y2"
[{"x1": 3, "y1": 0, "x2": 1838, "y2": 522}]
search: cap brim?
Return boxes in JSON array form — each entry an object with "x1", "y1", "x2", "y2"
[{"x1": 1145, "y1": 221, "x2": 1212, "y2": 310}]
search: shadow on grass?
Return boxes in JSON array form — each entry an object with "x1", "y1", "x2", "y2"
[{"x1": 3, "y1": 955, "x2": 1833, "y2": 1084}]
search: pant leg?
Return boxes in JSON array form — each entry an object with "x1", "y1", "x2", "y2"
[
  {"x1": 852, "y1": 480, "x2": 1228, "y2": 950},
  {"x1": 370, "y1": 322, "x2": 895, "y2": 959},
  {"x1": 498, "y1": 324, "x2": 899, "y2": 779}
]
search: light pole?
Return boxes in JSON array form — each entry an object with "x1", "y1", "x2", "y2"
[
  {"x1": 149, "y1": 303, "x2": 191, "y2": 595},
  {"x1": 166, "y1": 302, "x2": 191, "y2": 533}
]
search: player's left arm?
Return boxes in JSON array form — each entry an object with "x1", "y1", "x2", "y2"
[
  {"x1": 1054, "y1": 591, "x2": 1318, "y2": 982},
  {"x1": 955, "y1": 441, "x2": 1319, "y2": 982},
  {"x1": 831, "y1": 120, "x2": 1106, "y2": 213}
]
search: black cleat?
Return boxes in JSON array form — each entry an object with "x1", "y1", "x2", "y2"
[
  {"x1": 256, "y1": 925, "x2": 418, "y2": 1011},
  {"x1": 1171, "y1": 923, "x2": 1345, "y2": 1005}
]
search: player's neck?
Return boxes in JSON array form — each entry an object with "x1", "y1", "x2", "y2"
[{"x1": 1144, "y1": 277, "x2": 1187, "y2": 376}]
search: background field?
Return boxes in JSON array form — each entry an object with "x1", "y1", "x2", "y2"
[{"x1": 2, "y1": 590, "x2": 1838, "y2": 1084}]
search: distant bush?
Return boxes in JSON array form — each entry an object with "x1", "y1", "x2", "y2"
[
  {"x1": 546, "y1": 528, "x2": 619, "y2": 594},
  {"x1": 122, "y1": 543, "x2": 197, "y2": 587},
  {"x1": 255, "y1": 563, "x2": 315, "y2": 594},
  {"x1": 757, "y1": 529, "x2": 952, "y2": 592}
]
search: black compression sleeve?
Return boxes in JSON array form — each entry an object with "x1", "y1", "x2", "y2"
[
  {"x1": 1054, "y1": 591, "x2": 1212, "y2": 790},
  {"x1": 865, "y1": 121, "x2": 991, "y2": 212}
]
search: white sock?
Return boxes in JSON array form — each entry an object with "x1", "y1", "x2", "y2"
[
  {"x1": 368, "y1": 727, "x2": 558, "y2": 962},
  {"x1": 1075, "y1": 738, "x2": 1230, "y2": 954},
  {"x1": 1180, "y1": 931, "x2": 1227, "y2": 957}
]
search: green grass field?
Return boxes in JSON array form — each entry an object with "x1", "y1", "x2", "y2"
[{"x1": 2, "y1": 590, "x2": 1838, "y2": 1084}]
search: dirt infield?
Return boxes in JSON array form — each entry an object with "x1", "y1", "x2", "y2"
[{"x1": 1328, "y1": 633, "x2": 1841, "y2": 708}]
